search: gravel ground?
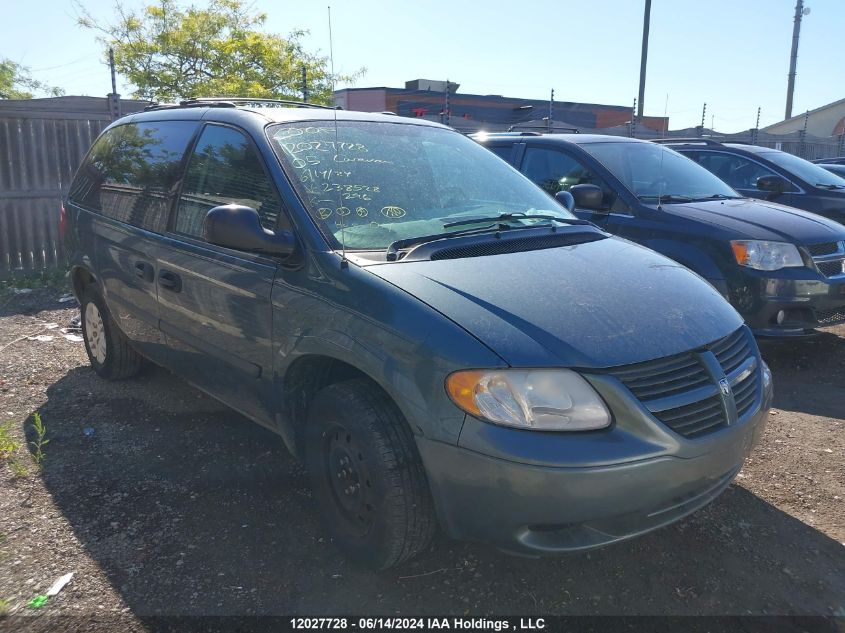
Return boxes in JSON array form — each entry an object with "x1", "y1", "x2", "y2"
[{"x1": 0, "y1": 287, "x2": 843, "y2": 629}]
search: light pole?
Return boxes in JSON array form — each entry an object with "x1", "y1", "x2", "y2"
[{"x1": 785, "y1": 0, "x2": 810, "y2": 120}]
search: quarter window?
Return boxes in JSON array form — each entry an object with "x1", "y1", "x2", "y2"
[
  {"x1": 175, "y1": 125, "x2": 284, "y2": 239},
  {"x1": 68, "y1": 121, "x2": 198, "y2": 232}
]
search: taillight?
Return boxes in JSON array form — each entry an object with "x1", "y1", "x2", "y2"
[{"x1": 59, "y1": 203, "x2": 67, "y2": 240}]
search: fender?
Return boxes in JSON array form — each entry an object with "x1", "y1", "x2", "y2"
[{"x1": 643, "y1": 238, "x2": 729, "y2": 298}]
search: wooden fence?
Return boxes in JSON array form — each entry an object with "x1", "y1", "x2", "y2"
[{"x1": 0, "y1": 96, "x2": 146, "y2": 278}]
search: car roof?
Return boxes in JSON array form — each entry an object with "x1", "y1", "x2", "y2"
[
  {"x1": 123, "y1": 101, "x2": 449, "y2": 130},
  {"x1": 481, "y1": 132, "x2": 647, "y2": 146}
]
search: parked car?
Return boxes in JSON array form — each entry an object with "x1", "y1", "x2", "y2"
[
  {"x1": 64, "y1": 100, "x2": 772, "y2": 568},
  {"x1": 819, "y1": 163, "x2": 845, "y2": 179},
  {"x1": 656, "y1": 139, "x2": 845, "y2": 225},
  {"x1": 813, "y1": 157, "x2": 845, "y2": 165},
  {"x1": 474, "y1": 132, "x2": 845, "y2": 335}
]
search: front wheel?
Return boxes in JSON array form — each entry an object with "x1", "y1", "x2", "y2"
[
  {"x1": 305, "y1": 379, "x2": 436, "y2": 569},
  {"x1": 80, "y1": 287, "x2": 144, "y2": 380}
]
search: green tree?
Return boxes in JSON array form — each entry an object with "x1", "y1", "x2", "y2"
[
  {"x1": 0, "y1": 59, "x2": 64, "y2": 99},
  {"x1": 76, "y1": 0, "x2": 362, "y2": 103}
]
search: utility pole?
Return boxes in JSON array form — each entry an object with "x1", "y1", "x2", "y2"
[
  {"x1": 548, "y1": 88, "x2": 554, "y2": 133},
  {"x1": 636, "y1": 0, "x2": 652, "y2": 121},
  {"x1": 301, "y1": 65, "x2": 308, "y2": 102},
  {"x1": 697, "y1": 103, "x2": 707, "y2": 137},
  {"x1": 785, "y1": 0, "x2": 808, "y2": 120},
  {"x1": 107, "y1": 47, "x2": 121, "y2": 120}
]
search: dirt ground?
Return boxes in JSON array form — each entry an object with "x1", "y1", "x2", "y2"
[{"x1": 0, "y1": 287, "x2": 843, "y2": 628}]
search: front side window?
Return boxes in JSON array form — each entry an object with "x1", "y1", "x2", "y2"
[
  {"x1": 756, "y1": 150, "x2": 845, "y2": 189},
  {"x1": 268, "y1": 121, "x2": 574, "y2": 250},
  {"x1": 68, "y1": 121, "x2": 198, "y2": 232},
  {"x1": 175, "y1": 125, "x2": 284, "y2": 239},
  {"x1": 695, "y1": 152, "x2": 782, "y2": 191},
  {"x1": 520, "y1": 147, "x2": 623, "y2": 211},
  {"x1": 581, "y1": 142, "x2": 739, "y2": 202}
]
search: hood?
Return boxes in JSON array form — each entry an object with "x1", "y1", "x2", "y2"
[
  {"x1": 368, "y1": 236, "x2": 743, "y2": 369},
  {"x1": 662, "y1": 198, "x2": 845, "y2": 244}
]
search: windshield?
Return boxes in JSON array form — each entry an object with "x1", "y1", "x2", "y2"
[
  {"x1": 268, "y1": 121, "x2": 573, "y2": 249},
  {"x1": 580, "y1": 142, "x2": 739, "y2": 202},
  {"x1": 756, "y1": 150, "x2": 845, "y2": 188}
]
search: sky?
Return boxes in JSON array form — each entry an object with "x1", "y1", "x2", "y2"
[{"x1": 3, "y1": 0, "x2": 844, "y2": 132}]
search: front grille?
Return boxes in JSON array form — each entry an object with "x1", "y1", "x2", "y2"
[
  {"x1": 608, "y1": 327, "x2": 760, "y2": 439},
  {"x1": 816, "y1": 259, "x2": 845, "y2": 277},
  {"x1": 816, "y1": 307, "x2": 845, "y2": 325},
  {"x1": 806, "y1": 242, "x2": 840, "y2": 256}
]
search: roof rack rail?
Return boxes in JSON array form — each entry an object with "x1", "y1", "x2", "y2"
[
  {"x1": 143, "y1": 97, "x2": 340, "y2": 112},
  {"x1": 651, "y1": 137, "x2": 724, "y2": 145}
]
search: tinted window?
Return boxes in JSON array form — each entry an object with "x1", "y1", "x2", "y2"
[
  {"x1": 695, "y1": 152, "x2": 782, "y2": 191},
  {"x1": 68, "y1": 121, "x2": 197, "y2": 232},
  {"x1": 756, "y1": 150, "x2": 845, "y2": 188},
  {"x1": 488, "y1": 145, "x2": 514, "y2": 162},
  {"x1": 268, "y1": 121, "x2": 575, "y2": 250},
  {"x1": 581, "y1": 142, "x2": 738, "y2": 201},
  {"x1": 521, "y1": 147, "x2": 625, "y2": 211},
  {"x1": 175, "y1": 125, "x2": 284, "y2": 238}
]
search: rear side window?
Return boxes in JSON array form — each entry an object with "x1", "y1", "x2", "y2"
[
  {"x1": 175, "y1": 124, "x2": 284, "y2": 238},
  {"x1": 68, "y1": 121, "x2": 198, "y2": 232}
]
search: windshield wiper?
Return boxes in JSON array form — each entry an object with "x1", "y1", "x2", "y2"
[
  {"x1": 639, "y1": 194, "x2": 695, "y2": 203},
  {"x1": 385, "y1": 226, "x2": 504, "y2": 261},
  {"x1": 442, "y1": 212, "x2": 590, "y2": 229},
  {"x1": 385, "y1": 218, "x2": 592, "y2": 261},
  {"x1": 815, "y1": 182, "x2": 845, "y2": 190}
]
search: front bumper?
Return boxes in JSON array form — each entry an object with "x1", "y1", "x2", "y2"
[
  {"x1": 417, "y1": 384, "x2": 771, "y2": 555},
  {"x1": 731, "y1": 270, "x2": 845, "y2": 336}
]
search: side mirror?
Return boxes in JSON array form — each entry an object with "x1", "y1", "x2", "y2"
[
  {"x1": 204, "y1": 205, "x2": 296, "y2": 256},
  {"x1": 756, "y1": 175, "x2": 788, "y2": 195},
  {"x1": 569, "y1": 184, "x2": 606, "y2": 211},
  {"x1": 554, "y1": 190, "x2": 575, "y2": 212}
]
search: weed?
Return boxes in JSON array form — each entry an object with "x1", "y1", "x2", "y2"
[
  {"x1": 0, "y1": 598, "x2": 9, "y2": 616},
  {"x1": 0, "y1": 268, "x2": 69, "y2": 292},
  {"x1": 28, "y1": 413, "x2": 48, "y2": 472},
  {"x1": 8, "y1": 458, "x2": 29, "y2": 478},
  {"x1": 0, "y1": 423, "x2": 19, "y2": 459}
]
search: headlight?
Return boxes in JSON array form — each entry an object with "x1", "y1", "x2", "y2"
[
  {"x1": 730, "y1": 240, "x2": 803, "y2": 271},
  {"x1": 446, "y1": 369, "x2": 611, "y2": 431}
]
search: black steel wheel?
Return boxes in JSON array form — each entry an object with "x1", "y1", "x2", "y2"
[{"x1": 305, "y1": 379, "x2": 436, "y2": 569}]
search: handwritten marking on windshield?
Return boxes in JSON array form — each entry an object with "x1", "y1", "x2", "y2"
[
  {"x1": 381, "y1": 206, "x2": 406, "y2": 219},
  {"x1": 356, "y1": 207, "x2": 368, "y2": 217}
]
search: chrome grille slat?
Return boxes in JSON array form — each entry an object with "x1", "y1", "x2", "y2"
[{"x1": 608, "y1": 326, "x2": 759, "y2": 439}]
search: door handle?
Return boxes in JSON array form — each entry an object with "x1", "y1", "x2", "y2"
[
  {"x1": 158, "y1": 270, "x2": 182, "y2": 292},
  {"x1": 134, "y1": 261, "x2": 154, "y2": 283}
]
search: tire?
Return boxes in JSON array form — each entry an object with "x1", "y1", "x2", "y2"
[
  {"x1": 305, "y1": 379, "x2": 436, "y2": 569},
  {"x1": 80, "y1": 286, "x2": 144, "y2": 380}
]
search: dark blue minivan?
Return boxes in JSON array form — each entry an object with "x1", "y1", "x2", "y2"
[
  {"x1": 476, "y1": 133, "x2": 845, "y2": 336},
  {"x1": 64, "y1": 100, "x2": 772, "y2": 568}
]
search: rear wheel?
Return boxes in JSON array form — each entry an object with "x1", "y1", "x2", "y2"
[
  {"x1": 305, "y1": 379, "x2": 436, "y2": 569},
  {"x1": 80, "y1": 287, "x2": 144, "y2": 380}
]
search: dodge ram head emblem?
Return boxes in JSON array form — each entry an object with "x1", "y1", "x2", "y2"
[{"x1": 719, "y1": 378, "x2": 731, "y2": 396}]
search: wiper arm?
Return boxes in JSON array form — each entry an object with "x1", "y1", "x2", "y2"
[
  {"x1": 639, "y1": 194, "x2": 695, "y2": 203},
  {"x1": 442, "y1": 212, "x2": 590, "y2": 229}
]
